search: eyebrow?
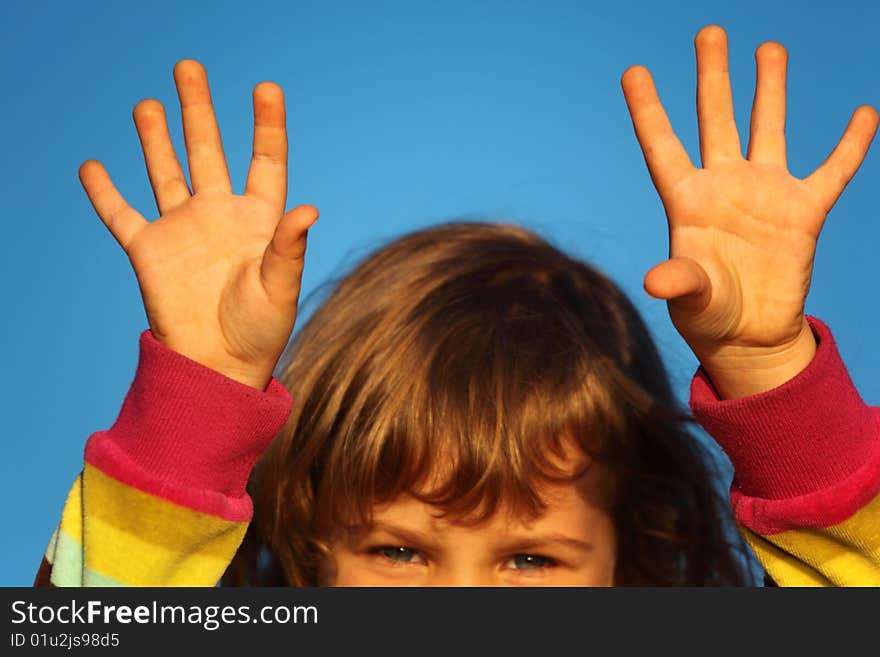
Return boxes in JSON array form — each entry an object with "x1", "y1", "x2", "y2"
[
  {"x1": 498, "y1": 535, "x2": 594, "y2": 554},
  {"x1": 354, "y1": 522, "x2": 439, "y2": 550},
  {"x1": 352, "y1": 522, "x2": 593, "y2": 553}
]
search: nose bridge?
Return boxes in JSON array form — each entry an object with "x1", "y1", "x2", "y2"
[{"x1": 428, "y1": 564, "x2": 495, "y2": 587}]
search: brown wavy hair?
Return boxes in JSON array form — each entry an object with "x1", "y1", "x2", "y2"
[{"x1": 223, "y1": 221, "x2": 755, "y2": 586}]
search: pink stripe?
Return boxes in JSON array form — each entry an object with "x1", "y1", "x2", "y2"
[
  {"x1": 86, "y1": 435, "x2": 253, "y2": 522},
  {"x1": 730, "y1": 447, "x2": 880, "y2": 535}
]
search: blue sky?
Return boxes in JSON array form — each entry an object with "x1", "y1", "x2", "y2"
[{"x1": 1, "y1": 0, "x2": 877, "y2": 584}]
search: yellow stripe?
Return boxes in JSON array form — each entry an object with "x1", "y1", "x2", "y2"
[
  {"x1": 60, "y1": 474, "x2": 84, "y2": 543},
  {"x1": 82, "y1": 463, "x2": 248, "y2": 586},
  {"x1": 743, "y1": 492, "x2": 880, "y2": 586}
]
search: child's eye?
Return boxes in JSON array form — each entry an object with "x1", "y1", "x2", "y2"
[
  {"x1": 504, "y1": 554, "x2": 555, "y2": 571},
  {"x1": 373, "y1": 546, "x2": 427, "y2": 565}
]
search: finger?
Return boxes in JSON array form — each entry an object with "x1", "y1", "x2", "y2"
[
  {"x1": 78, "y1": 160, "x2": 148, "y2": 252},
  {"x1": 245, "y1": 82, "x2": 288, "y2": 215},
  {"x1": 695, "y1": 25, "x2": 743, "y2": 166},
  {"x1": 132, "y1": 99, "x2": 192, "y2": 215},
  {"x1": 643, "y1": 257, "x2": 711, "y2": 314},
  {"x1": 172, "y1": 59, "x2": 233, "y2": 195},
  {"x1": 260, "y1": 204, "x2": 319, "y2": 303},
  {"x1": 805, "y1": 105, "x2": 879, "y2": 213},
  {"x1": 747, "y1": 42, "x2": 788, "y2": 166},
  {"x1": 621, "y1": 65, "x2": 695, "y2": 196}
]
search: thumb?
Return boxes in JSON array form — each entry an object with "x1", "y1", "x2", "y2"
[
  {"x1": 259, "y1": 204, "x2": 319, "y2": 301},
  {"x1": 643, "y1": 256, "x2": 712, "y2": 314}
]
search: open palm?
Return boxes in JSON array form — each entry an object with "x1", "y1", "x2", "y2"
[
  {"x1": 621, "y1": 26, "x2": 877, "y2": 384},
  {"x1": 78, "y1": 60, "x2": 318, "y2": 390}
]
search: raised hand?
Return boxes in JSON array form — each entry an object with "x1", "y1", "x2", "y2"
[
  {"x1": 621, "y1": 25, "x2": 878, "y2": 398},
  {"x1": 78, "y1": 60, "x2": 318, "y2": 390}
]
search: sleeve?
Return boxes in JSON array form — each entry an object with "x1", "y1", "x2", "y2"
[
  {"x1": 689, "y1": 316, "x2": 880, "y2": 586},
  {"x1": 35, "y1": 329, "x2": 293, "y2": 587}
]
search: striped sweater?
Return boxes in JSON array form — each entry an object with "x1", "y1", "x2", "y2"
[{"x1": 35, "y1": 316, "x2": 880, "y2": 586}]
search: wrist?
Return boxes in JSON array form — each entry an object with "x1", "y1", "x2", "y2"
[
  {"x1": 212, "y1": 364, "x2": 274, "y2": 391},
  {"x1": 150, "y1": 333, "x2": 276, "y2": 391},
  {"x1": 698, "y1": 318, "x2": 817, "y2": 399}
]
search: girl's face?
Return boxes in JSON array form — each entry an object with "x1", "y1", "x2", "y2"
[{"x1": 323, "y1": 454, "x2": 617, "y2": 586}]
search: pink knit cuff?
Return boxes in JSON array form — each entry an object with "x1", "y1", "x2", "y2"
[
  {"x1": 690, "y1": 316, "x2": 880, "y2": 503},
  {"x1": 84, "y1": 330, "x2": 293, "y2": 508}
]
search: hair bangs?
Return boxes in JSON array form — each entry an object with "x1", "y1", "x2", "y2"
[{"x1": 314, "y1": 270, "x2": 635, "y2": 534}]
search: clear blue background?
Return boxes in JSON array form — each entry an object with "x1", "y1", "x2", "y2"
[{"x1": 2, "y1": 0, "x2": 877, "y2": 585}]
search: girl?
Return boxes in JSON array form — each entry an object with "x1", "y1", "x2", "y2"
[{"x1": 37, "y1": 26, "x2": 880, "y2": 586}]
